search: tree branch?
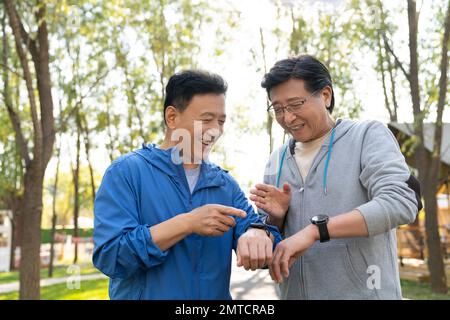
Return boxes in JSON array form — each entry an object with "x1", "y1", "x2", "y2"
[
  {"x1": 33, "y1": 0, "x2": 54, "y2": 167},
  {"x1": 57, "y1": 67, "x2": 111, "y2": 132},
  {"x1": 1, "y1": 14, "x2": 30, "y2": 165},
  {"x1": 18, "y1": 12, "x2": 38, "y2": 59},
  {"x1": 382, "y1": 33, "x2": 411, "y2": 82},
  {"x1": 4, "y1": 0, "x2": 42, "y2": 156}
]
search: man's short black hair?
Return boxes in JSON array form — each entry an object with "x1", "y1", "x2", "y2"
[
  {"x1": 163, "y1": 70, "x2": 228, "y2": 124},
  {"x1": 261, "y1": 55, "x2": 335, "y2": 114}
]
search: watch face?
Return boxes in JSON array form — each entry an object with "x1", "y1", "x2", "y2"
[{"x1": 311, "y1": 215, "x2": 329, "y2": 224}]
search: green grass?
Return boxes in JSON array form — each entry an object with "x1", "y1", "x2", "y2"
[
  {"x1": 0, "y1": 263, "x2": 100, "y2": 285},
  {"x1": 0, "y1": 278, "x2": 109, "y2": 300},
  {"x1": 401, "y1": 279, "x2": 450, "y2": 300}
]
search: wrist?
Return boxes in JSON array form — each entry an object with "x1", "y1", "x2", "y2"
[
  {"x1": 248, "y1": 227, "x2": 269, "y2": 237},
  {"x1": 180, "y1": 213, "x2": 194, "y2": 235},
  {"x1": 304, "y1": 224, "x2": 320, "y2": 242},
  {"x1": 266, "y1": 214, "x2": 285, "y2": 226}
]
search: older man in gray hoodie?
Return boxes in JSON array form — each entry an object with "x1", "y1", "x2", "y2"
[{"x1": 250, "y1": 55, "x2": 421, "y2": 300}]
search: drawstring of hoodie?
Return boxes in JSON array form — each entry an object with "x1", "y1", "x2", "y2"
[
  {"x1": 276, "y1": 125, "x2": 337, "y2": 195},
  {"x1": 322, "y1": 126, "x2": 336, "y2": 195},
  {"x1": 276, "y1": 145, "x2": 289, "y2": 188}
]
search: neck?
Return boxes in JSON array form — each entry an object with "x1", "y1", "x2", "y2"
[
  {"x1": 301, "y1": 115, "x2": 335, "y2": 143},
  {"x1": 183, "y1": 163, "x2": 200, "y2": 169},
  {"x1": 159, "y1": 134, "x2": 177, "y2": 150},
  {"x1": 160, "y1": 133, "x2": 200, "y2": 169}
]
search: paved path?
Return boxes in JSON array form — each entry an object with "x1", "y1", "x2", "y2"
[{"x1": 230, "y1": 253, "x2": 280, "y2": 300}]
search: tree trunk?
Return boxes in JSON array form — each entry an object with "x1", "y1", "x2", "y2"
[
  {"x1": 81, "y1": 114, "x2": 96, "y2": 202},
  {"x1": 72, "y1": 114, "x2": 81, "y2": 264},
  {"x1": 4, "y1": 0, "x2": 55, "y2": 300},
  {"x1": 19, "y1": 169, "x2": 44, "y2": 300},
  {"x1": 9, "y1": 217, "x2": 16, "y2": 270},
  {"x1": 8, "y1": 198, "x2": 22, "y2": 271},
  {"x1": 422, "y1": 174, "x2": 448, "y2": 293},
  {"x1": 405, "y1": 0, "x2": 447, "y2": 293},
  {"x1": 259, "y1": 27, "x2": 273, "y2": 154},
  {"x1": 48, "y1": 139, "x2": 61, "y2": 278}
]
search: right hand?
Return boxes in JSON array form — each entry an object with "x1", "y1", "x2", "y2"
[
  {"x1": 249, "y1": 183, "x2": 291, "y2": 220},
  {"x1": 186, "y1": 204, "x2": 247, "y2": 237}
]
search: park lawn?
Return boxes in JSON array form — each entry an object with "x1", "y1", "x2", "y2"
[
  {"x1": 0, "y1": 277, "x2": 109, "y2": 300},
  {"x1": 0, "y1": 264, "x2": 100, "y2": 285},
  {"x1": 401, "y1": 279, "x2": 450, "y2": 300}
]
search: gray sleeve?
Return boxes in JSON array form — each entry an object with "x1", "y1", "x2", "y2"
[
  {"x1": 356, "y1": 121, "x2": 418, "y2": 237},
  {"x1": 257, "y1": 149, "x2": 279, "y2": 220}
]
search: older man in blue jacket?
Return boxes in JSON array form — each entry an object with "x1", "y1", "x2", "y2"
[{"x1": 93, "y1": 70, "x2": 281, "y2": 299}]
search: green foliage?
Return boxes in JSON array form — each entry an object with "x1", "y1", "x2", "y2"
[
  {"x1": 286, "y1": 2, "x2": 363, "y2": 118},
  {"x1": 42, "y1": 167, "x2": 101, "y2": 228}
]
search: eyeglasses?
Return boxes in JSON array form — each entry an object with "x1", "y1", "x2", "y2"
[{"x1": 267, "y1": 89, "x2": 321, "y2": 118}]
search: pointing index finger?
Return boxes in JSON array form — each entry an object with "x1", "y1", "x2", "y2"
[{"x1": 215, "y1": 204, "x2": 247, "y2": 218}]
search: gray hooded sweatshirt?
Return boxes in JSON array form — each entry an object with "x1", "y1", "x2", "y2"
[{"x1": 260, "y1": 119, "x2": 419, "y2": 300}]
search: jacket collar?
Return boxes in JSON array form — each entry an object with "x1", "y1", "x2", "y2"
[{"x1": 133, "y1": 143, "x2": 225, "y2": 189}]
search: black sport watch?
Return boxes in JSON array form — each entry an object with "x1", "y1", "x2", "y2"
[
  {"x1": 310, "y1": 215, "x2": 330, "y2": 243},
  {"x1": 247, "y1": 223, "x2": 271, "y2": 238}
]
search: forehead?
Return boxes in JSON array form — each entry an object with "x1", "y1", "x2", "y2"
[
  {"x1": 269, "y1": 78, "x2": 308, "y2": 102},
  {"x1": 185, "y1": 93, "x2": 226, "y2": 116}
]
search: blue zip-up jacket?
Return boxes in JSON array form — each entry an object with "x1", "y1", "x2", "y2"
[{"x1": 93, "y1": 143, "x2": 281, "y2": 300}]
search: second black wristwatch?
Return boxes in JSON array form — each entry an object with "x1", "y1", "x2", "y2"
[
  {"x1": 310, "y1": 215, "x2": 330, "y2": 243},
  {"x1": 248, "y1": 223, "x2": 271, "y2": 238}
]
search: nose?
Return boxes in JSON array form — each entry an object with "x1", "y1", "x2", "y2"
[
  {"x1": 203, "y1": 126, "x2": 222, "y2": 142},
  {"x1": 283, "y1": 110, "x2": 296, "y2": 125}
]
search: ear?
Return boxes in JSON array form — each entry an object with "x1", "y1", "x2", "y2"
[
  {"x1": 321, "y1": 86, "x2": 332, "y2": 108},
  {"x1": 165, "y1": 106, "x2": 179, "y2": 129}
]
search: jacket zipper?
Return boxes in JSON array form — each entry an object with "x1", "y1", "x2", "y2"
[
  {"x1": 178, "y1": 167, "x2": 200, "y2": 299},
  {"x1": 287, "y1": 156, "x2": 307, "y2": 299}
]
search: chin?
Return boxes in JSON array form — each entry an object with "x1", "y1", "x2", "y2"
[{"x1": 291, "y1": 131, "x2": 307, "y2": 142}]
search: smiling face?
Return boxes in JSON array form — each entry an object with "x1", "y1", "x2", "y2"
[
  {"x1": 268, "y1": 78, "x2": 334, "y2": 142},
  {"x1": 165, "y1": 93, "x2": 226, "y2": 165}
]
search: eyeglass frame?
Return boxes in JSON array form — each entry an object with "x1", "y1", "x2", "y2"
[{"x1": 267, "y1": 88, "x2": 322, "y2": 118}]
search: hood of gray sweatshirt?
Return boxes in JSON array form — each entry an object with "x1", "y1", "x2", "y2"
[{"x1": 260, "y1": 119, "x2": 419, "y2": 300}]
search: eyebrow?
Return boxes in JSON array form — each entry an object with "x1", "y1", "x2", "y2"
[
  {"x1": 286, "y1": 96, "x2": 307, "y2": 102},
  {"x1": 271, "y1": 96, "x2": 306, "y2": 106},
  {"x1": 199, "y1": 112, "x2": 226, "y2": 119}
]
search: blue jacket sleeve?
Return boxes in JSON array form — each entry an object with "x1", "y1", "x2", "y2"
[
  {"x1": 230, "y1": 179, "x2": 282, "y2": 250},
  {"x1": 92, "y1": 159, "x2": 168, "y2": 279}
]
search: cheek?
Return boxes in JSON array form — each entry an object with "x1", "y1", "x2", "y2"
[{"x1": 304, "y1": 111, "x2": 322, "y2": 130}]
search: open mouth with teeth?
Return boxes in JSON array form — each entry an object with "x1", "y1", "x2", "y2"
[
  {"x1": 202, "y1": 140, "x2": 213, "y2": 147},
  {"x1": 200, "y1": 137, "x2": 215, "y2": 147},
  {"x1": 288, "y1": 123, "x2": 306, "y2": 131},
  {"x1": 200, "y1": 132, "x2": 217, "y2": 148}
]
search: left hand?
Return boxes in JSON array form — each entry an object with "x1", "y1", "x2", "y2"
[
  {"x1": 237, "y1": 228, "x2": 273, "y2": 271},
  {"x1": 269, "y1": 225, "x2": 318, "y2": 283},
  {"x1": 249, "y1": 183, "x2": 291, "y2": 220}
]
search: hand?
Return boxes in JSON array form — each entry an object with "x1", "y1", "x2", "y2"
[
  {"x1": 186, "y1": 204, "x2": 246, "y2": 237},
  {"x1": 269, "y1": 225, "x2": 318, "y2": 283},
  {"x1": 249, "y1": 183, "x2": 291, "y2": 219},
  {"x1": 236, "y1": 228, "x2": 273, "y2": 271}
]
